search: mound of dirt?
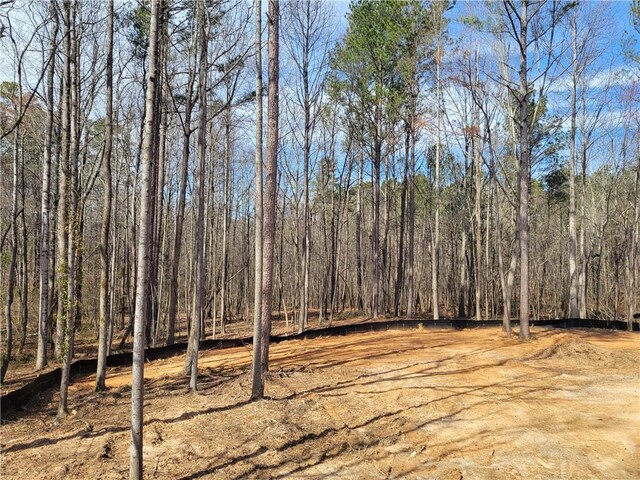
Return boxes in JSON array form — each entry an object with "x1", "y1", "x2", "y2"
[{"x1": 533, "y1": 340, "x2": 638, "y2": 369}]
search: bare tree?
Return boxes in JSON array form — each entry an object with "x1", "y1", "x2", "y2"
[
  {"x1": 0, "y1": 9, "x2": 35, "y2": 382},
  {"x1": 57, "y1": 0, "x2": 79, "y2": 417},
  {"x1": 282, "y1": 0, "x2": 331, "y2": 332},
  {"x1": 167, "y1": 19, "x2": 197, "y2": 346},
  {"x1": 513, "y1": 0, "x2": 532, "y2": 340},
  {"x1": 500, "y1": 0, "x2": 570, "y2": 339},
  {"x1": 250, "y1": 0, "x2": 265, "y2": 400},
  {"x1": 186, "y1": 0, "x2": 208, "y2": 391},
  {"x1": 259, "y1": 0, "x2": 279, "y2": 375},
  {"x1": 567, "y1": 3, "x2": 608, "y2": 319},
  {"x1": 431, "y1": 3, "x2": 445, "y2": 320},
  {"x1": 567, "y1": 9, "x2": 579, "y2": 319},
  {"x1": 130, "y1": 0, "x2": 162, "y2": 476},
  {"x1": 629, "y1": 155, "x2": 640, "y2": 327},
  {"x1": 54, "y1": 0, "x2": 72, "y2": 360},
  {"x1": 1, "y1": 102, "x2": 18, "y2": 385},
  {"x1": 96, "y1": 0, "x2": 114, "y2": 392},
  {"x1": 219, "y1": 86, "x2": 232, "y2": 336},
  {"x1": 35, "y1": 0, "x2": 58, "y2": 370}
]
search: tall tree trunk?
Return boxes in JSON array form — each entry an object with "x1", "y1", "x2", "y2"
[
  {"x1": 458, "y1": 230, "x2": 468, "y2": 317},
  {"x1": 517, "y1": 0, "x2": 531, "y2": 340},
  {"x1": 473, "y1": 124, "x2": 482, "y2": 320},
  {"x1": 578, "y1": 140, "x2": 588, "y2": 319},
  {"x1": 186, "y1": 0, "x2": 207, "y2": 391},
  {"x1": 355, "y1": 151, "x2": 364, "y2": 311},
  {"x1": 36, "y1": 0, "x2": 58, "y2": 370},
  {"x1": 493, "y1": 57, "x2": 519, "y2": 334},
  {"x1": 470, "y1": 64, "x2": 483, "y2": 321},
  {"x1": 432, "y1": 39, "x2": 441, "y2": 320},
  {"x1": 167, "y1": 67, "x2": 195, "y2": 346},
  {"x1": 219, "y1": 102, "x2": 231, "y2": 335},
  {"x1": 259, "y1": 0, "x2": 279, "y2": 376},
  {"x1": 371, "y1": 103, "x2": 382, "y2": 319},
  {"x1": 628, "y1": 156, "x2": 640, "y2": 328},
  {"x1": 488, "y1": 120, "x2": 514, "y2": 334},
  {"x1": 250, "y1": 0, "x2": 264, "y2": 400},
  {"x1": 96, "y1": 0, "x2": 114, "y2": 391},
  {"x1": 568, "y1": 16, "x2": 579, "y2": 318},
  {"x1": 108, "y1": 185, "x2": 119, "y2": 355},
  {"x1": 18, "y1": 134, "x2": 28, "y2": 355},
  {"x1": 58, "y1": 0, "x2": 80, "y2": 416},
  {"x1": 406, "y1": 125, "x2": 416, "y2": 318},
  {"x1": 130, "y1": 0, "x2": 161, "y2": 476},
  {"x1": 299, "y1": 21, "x2": 311, "y2": 333},
  {"x1": 1, "y1": 130, "x2": 19, "y2": 384},
  {"x1": 277, "y1": 190, "x2": 286, "y2": 320},
  {"x1": 147, "y1": 29, "x2": 164, "y2": 345},
  {"x1": 151, "y1": 88, "x2": 167, "y2": 347},
  {"x1": 55, "y1": 0, "x2": 72, "y2": 359},
  {"x1": 394, "y1": 132, "x2": 409, "y2": 317},
  {"x1": 381, "y1": 153, "x2": 391, "y2": 315}
]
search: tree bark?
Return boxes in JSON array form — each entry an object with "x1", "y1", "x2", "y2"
[
  {"x1": 472, "y1": 74, "x2": 482, "y2": 320},
  {"x1": 259, "y1": 0, "x2": 279, "y2": 375},
  {"x1": 629, "y1": 156, "x2": 640, "y2": 327},
  {"x1": 54, "y1": 0, "x2": 72, "y2": 360},
  {"x1": 130, "y1": 0, "x2": 161, "y2": 476},
  {"x1": 578, "y1": 139, "x2": 588, "y2": 319},
  {"x1": 186, "y1": 0, "x2": 207, "y2": 391},
  {"x1": 96, "y1": 0, "x2": 114, "y2": 391},
  {"x1": 18, "y1": 152, "x2": 29, "y2": 355},
  {"x1": 568, "y1": 16, "x2": 579, "y2": 319},
  {"x1": 219, "y1": 101, "x2": 231, "y2": 335},
  {"x1": 432, "y1": 28, "x2": 442, "y2": 320},
  {"x1": 406, "y1": 117, "x2": 416, "y2": 318},
  {"x1": 250, "y1": 0, "x2": 265, "y2": 400},
  {"x1": 355, "y1": 151, "x2": 364, "y2": 311},
  {"x1": 299, "y1": 5, "x2": 311, "y2": 333},
  {"x1": 371, "y1": 102, "x2": 382, "y2": 319},
  {"x1": 36, "y1": 0, "x2": 58, "y2": 369},
  {"x1": 517, "y1": 0, "x2": 531, "y2": 340},
  {"x1": 58, "y1": 0, "x2": 80, "y2": 416},
  {"x1": 1, "y1": 129, "x2": 19, "y2": 384},
  {"x1": 394, "y1": 133, "x2": 409, "y2": 317},
  {"x1": 167, "y1": 61, "x2": 195, "y2": 346}
]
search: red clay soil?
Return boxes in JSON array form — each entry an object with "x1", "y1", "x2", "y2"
[
  {"x1": 1, "y1": 326, "x2": 638, "y2": 479},
  {"x1": 0, "y1": 311, "x2": 369, "y2": 395}
]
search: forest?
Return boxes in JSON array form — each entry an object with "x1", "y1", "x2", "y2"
[{"x1": 1, "y1": 0, "x2": 639, "y2": 479}]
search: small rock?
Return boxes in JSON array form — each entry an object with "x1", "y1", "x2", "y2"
[{"x1": 100, "y1": 441, "x2": 113, "y2": 459}]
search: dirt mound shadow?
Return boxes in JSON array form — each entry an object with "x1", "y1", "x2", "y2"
[{"x1": 533, "y1": 339, "x2": 638, "y2": 369}]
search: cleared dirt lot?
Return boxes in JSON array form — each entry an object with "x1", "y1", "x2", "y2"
[{"x1": 1, "y1": 326, "x2": 639, "y2": 479}]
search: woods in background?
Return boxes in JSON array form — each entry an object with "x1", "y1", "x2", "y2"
[
  {"x1": 0, "y1": 0, "x2": 638, "y2": 383},
  {"x1": 1, "y1": 1, "x2": 639, "y2": 477}
]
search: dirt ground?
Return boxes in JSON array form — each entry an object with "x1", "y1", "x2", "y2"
[
  {"x1": 1, "y1": 326, "x2": 639, "y2": 479},
  {"x1": 1, "y1": 310, "x2": 368, "y2": 394}
]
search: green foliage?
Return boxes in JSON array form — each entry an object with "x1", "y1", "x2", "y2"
[
  {"x1": 631, "y1": 0, "x2": 640, "y2": 33},
  {"x1": 329, "y1": 0, "x2": 432, "y2": 147},
  {"x1": 0, "y1": 81, "x2": 19, "y2": 100},
  {"x1": 544, "y1": 165, "x2": 569, "y2": 205},
  {"x1": 528, "y1": 96, "x2": 567, "y2": 170},
  {"x1": 120, "y1": 1, "x2": 151, "y2": 62},
  {"x1": 396, "y1": 1, "x2": 434, "y2": 84},
  {"x1": 623, "y1": 0, "x2": 640, "y2": 63},
  {"x1": 459, "y1": 15, "x2": 483, "y2": 30},
  {"x1": 0, "y1": 251, "x2": 11, "y2": 269}
]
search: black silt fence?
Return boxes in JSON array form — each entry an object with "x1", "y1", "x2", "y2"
[{"x1": 1, "y1": 317, "x2": 636, "y2": 416}]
